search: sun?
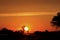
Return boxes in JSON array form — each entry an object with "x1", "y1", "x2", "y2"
[{"x1": 24, "y1": 26, "x2": 29, "y2": 31}]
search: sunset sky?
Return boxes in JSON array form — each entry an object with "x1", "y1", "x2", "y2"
[{"x1": 0, "y1": 0, "x2": 60, "y2": 33}]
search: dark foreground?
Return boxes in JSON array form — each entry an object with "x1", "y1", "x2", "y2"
[{"x1": 0, "y1": 28, "x2": 60, "y2": 40}]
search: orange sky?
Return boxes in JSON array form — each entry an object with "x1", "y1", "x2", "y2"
[
  {"x1": 0, "y1": 12, "x2": 58, "y2": 33},
  {"x1": 0, "y1": 0, "x2": 60, "y2": 33},
  {"x1": 0, "y1": 0, "x2": 60, "y2": 13}
]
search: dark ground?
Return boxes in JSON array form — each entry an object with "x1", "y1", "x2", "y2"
[{"x1": 0, "y1": 28, "x2": 60, "y2": 40}]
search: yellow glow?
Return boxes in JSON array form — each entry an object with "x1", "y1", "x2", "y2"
[
  {"x1": 24, "y1": 26, "x2": 29, "y2": 31},
  {"x1": 17, "y1": 28, "x2": 22, "y2": 31},
  {"x1": 0, "y1": 12, "x2": 56, "y2": 16}
]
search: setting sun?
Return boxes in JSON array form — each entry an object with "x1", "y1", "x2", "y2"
[{"x1": 24, "y1": 26, "x2": 29, "y2": 32}]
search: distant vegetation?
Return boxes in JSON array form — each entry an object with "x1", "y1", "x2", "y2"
[{"x1": 0, "y1": 28, "x2": 60, "y2": 40}]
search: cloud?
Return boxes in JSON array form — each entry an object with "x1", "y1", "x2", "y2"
[{"x1": 0, "y1": 12, "x2": 57, "y2": 16}]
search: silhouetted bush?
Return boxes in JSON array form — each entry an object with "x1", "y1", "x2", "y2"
[
  {"x1": 51, "y1": 12, "x2": 60, "y2": 31},
  {"x1": 0, "y1": 28, "x2": 60, "y2": 40}
]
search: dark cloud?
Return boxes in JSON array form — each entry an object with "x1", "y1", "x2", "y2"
[{"x1": 0, "y1": 0, "x2": 60, "y2": 13}]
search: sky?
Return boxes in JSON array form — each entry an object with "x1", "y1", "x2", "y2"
[
  {"x1": 0, "y1": 0, "x2": 60, "y2": 32},
  {"x1": 0, "y1": 0, "x2": 60, "y2": 13}
]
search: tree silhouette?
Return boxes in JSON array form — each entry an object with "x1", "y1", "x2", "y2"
[{"x1": 51, "y1": 12, "x2": 60, "y2": 31}]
